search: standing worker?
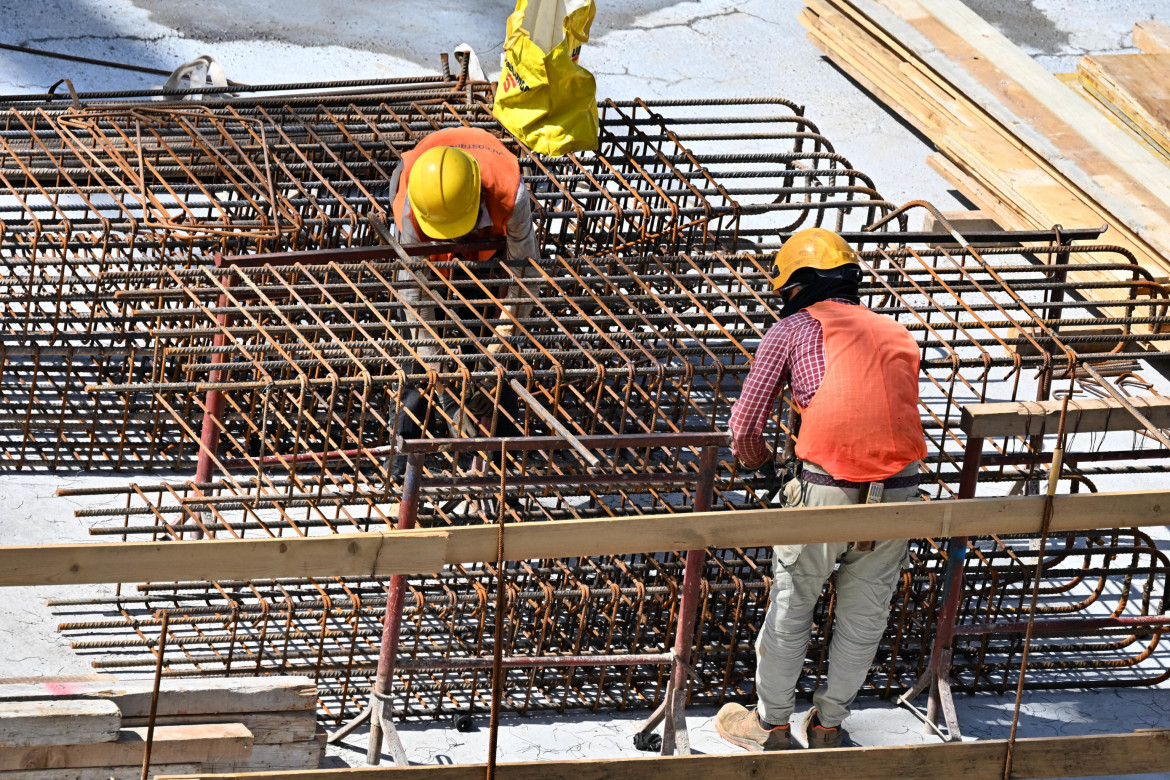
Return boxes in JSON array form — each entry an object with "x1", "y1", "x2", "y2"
[
  {"x1": 387, "y1": 126, "x2": 542, "y2": 448},
  {"x1": 717, "y1": 228, "x2": 926, "y2": 751}
]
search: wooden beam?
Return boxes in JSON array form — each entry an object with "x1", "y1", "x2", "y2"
[
  {"x1": 153, "y1": 728, "x2": 1170, "y2": 779},
  {"x1": 123, "y1": 712, "x2": 319, "y2": 746},
  {"x1": 960, "y1": 396, "x2": 1170, "y2": 437},
  {"x1": 0, "y1": 699, "x2": 120, "y2": 749},
  {"x1": 1134, "y1": 20, "x2": 1170, "y2": 55},
  {"x1": 2, "y1": 764, "x2": 203, "y2": 779},
  {"x1": 0, "y1": 723, "x2": 252, "y2": 771},
  {"x1": 0, "y1": 677, "x2": 317, "y2": 718},
  {"x1": 800, "y1": 0, "x2": 1170, "y2": 285},
  {"x1": 0, "y1": 490, "x2": 1168, "y2": 587},
  {"x1": 873, "y1": 0, "x2": 1170, "y2": 246}
]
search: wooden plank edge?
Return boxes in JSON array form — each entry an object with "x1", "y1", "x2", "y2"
[
  {"x1": 152, "y1": 728, "x2": 1170, "y2": 779},
  {"x1": 1134, "y1": 20, "x2": 1170, "y2": 55},
  {"x1": 1, "y1": 489, "x2": 1170, "y2": 586}
]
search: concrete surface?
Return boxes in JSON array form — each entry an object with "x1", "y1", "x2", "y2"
[
  {"x1": 0, "y1": 0, "x2": 1167, "y2": 777},
  {"x1": 0, "y1": 0, "x2": 1158, "y2": 214}
]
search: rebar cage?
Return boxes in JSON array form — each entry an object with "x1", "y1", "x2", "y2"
[{"x1": 0, "y1": 76, "x2": 1162, "y2": 723}]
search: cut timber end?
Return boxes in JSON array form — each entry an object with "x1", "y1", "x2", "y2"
[
  {"x1": 0, "y1": 676, "x2": 317, "y2": 718},
  {"x1": 921, "y1": 208, "x2": 1008, "y2": 247},
  {"x1": 0, "y1": 723, "x2": 252, "y2": 771},
  {"x1": 1134, "y1": 20, "x2": 1170, "y2": 54},
  {"x1": 0, "y1": 699, "x2": 120, "y2": 748},
  {"x1": 1077, "y1": 54, "x2": 1170, "y2": 163},
  {"x1": 922, "y1": 209, "x2": 1003, "y2": 234}
]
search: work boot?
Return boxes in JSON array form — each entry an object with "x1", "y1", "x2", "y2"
[
  {"x1": 714, "y1": 703, "x2": 793, "y2": 751},
  {"x1": 801, "y1": 707, "x2": 846, "y2": 749}
]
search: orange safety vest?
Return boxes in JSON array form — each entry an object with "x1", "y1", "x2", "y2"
[
  {"x1": 794, "y1": 301, "x2": 928, "y2": 482},
  {"x1": 391, "y1": 127, "x2": 522, "y2": 270}
]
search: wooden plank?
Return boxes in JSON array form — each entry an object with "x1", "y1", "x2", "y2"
[
  {"x1": 1134, "y1": 20, "x2": 1170, "y2": 55},
  {"x1": 1078, "y1": 54, "x2": 1170, "y2": 161},
  {"x1": 203, "y1": 738, "x2": 326, "y2": 773},
  {"x1": 0, "y1": 490, "x2": 1169, "y2": 587},
  {"x1": 1055, "y1": 71, "x2": 1157, "y2": 151},
  {"x1": 152, "y1": 728, "x2": 1170, "y2": 779},
  {"x1": 923, "y1": 154, "x2": 1031, "y2": 234},
  {"x1": 0, "y1": 677, "x2": 316, "y2": 719},
  {"x1": 0, "y1": 528, "x2": 449, "y2": 587},
  {"x1": 123, "y1": 711, "x2": 319, "y2": 746},
  {"x1": 863, "y1": 0, "x2": 1170, "y2": 253},
  {"x1": 0, "y1": 723, "x2": 252, "y2": 770},
  {"x1": 961, "y1": 396, "x2": 1170, "y2": 437},
  {"x1": 0, "y1": 675, "x2": 115, "y2": 686},
  {"x1": 0, "y1": 699, "x2": 120, "y2": 748},
  {"x1": 801, "y1": 0, "x2": 1170, "y2": 305},
  {"x1": 0, "y1": 764, "x2": 201, "y2": 779},
  {"x1": 801, "y1": 0, "x2": 1170, "y2": 282}
]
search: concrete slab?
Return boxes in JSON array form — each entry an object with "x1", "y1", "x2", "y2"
[{"x1": 0, "y1": 1, "x2": 1166, "y2": 777}]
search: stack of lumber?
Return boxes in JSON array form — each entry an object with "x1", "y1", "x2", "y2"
[
  {"x1": 798, "y1": 0, "x2": 1170, "y2": 304},
  {"x1": 0, "y1": 675, "x2": 323, "y2": 778},
  {"x1": 1070, "y1": 24, "x2": 1170, "y2": 166}
]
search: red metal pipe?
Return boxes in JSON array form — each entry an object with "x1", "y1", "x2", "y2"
[
  {"x1": 922, "y1": 436, "x2": 983, "y2": 732},
  {"x1": 367, "y1": 450, "x2": 424, "y2": 765},
  {"x1": 193, "y1": 291, "x2": 230, "y2": 487},
  {"x1": 661, "y1": 444, "x2": 719, "y2": 754}
]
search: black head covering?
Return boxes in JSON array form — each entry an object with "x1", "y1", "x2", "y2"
[{"x1": 779, "y1": 265, "x2": 862, "y2": 319}]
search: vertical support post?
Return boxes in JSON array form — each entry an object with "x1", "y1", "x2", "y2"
[
  {"x1": 1036, "y1": 229, "x2": 1071, "y2": 443},
  {"x1": 192, "y1": 263, "x2": 233, "y2": 539},
  {"x1": 1043, "y1": 228, "x2": 1072, "y2": 328},
  {"x1": 140, "y1": 610, "x2": 169, "y2": 780},
  {"x1": 660, "y1": 444, "x2": 718, "y2": 756},
  {"x1": 367, "y1": 450, "x2": 424, "y2": 766},
  {"x1": 904, "y1": 435, "x2": 983, "y2": 740}
]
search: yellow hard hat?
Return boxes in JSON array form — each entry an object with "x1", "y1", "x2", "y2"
[
  {"x1": 407, "y1": 146, "x2": 482, "y2": 239},
  {"x1": 771, "y1": 227, "x2": 859, "y2": 293}
]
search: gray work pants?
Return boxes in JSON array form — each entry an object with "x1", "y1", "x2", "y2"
[{"x1": 754, "y1": 460, "x2": 919, "y2": 728}]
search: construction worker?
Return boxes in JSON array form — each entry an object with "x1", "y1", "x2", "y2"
[
  {"x1": 386, "y1": 126, "x2": 542, "y2": 447},
  {"x1": 717, "y1": 228, "x2": 927, "y2": 751}
]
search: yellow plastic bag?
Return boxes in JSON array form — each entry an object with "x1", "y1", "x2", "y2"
[{"x1": 493, "y1": 0, "x2": 599, "y2": 157}]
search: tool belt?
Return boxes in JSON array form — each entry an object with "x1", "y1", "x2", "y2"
[
  {"x1": 800, "y1": 468, "x2": 920, "y2": 552},
  {"x1": 799, "y1": 471, "x2": 920, "y2": 491}
]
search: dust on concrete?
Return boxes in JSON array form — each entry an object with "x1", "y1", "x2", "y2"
[
  {"x1": 127, "y1": 0, "x2": 685, "y2": 70},
  {"x1": 963, "y1": 0, "x2": 1070, "y2": 52}
]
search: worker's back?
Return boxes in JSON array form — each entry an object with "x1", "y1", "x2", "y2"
[{"x1": 794, "y1": 301, "x2": 927, "y2": 482}]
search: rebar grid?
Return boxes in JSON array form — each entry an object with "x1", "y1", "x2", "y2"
[
  {"x1": 0, "y1": 92, "x2": 885, "y2": 468},
  {"x1": 51, "y1": 229, "x2": 1170, "y2": 722},
  {"x1": 2, "y1": 78, "x2": 1164, "y2": 724}
]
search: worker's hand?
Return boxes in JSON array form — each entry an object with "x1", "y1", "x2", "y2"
[{"x1": 742, "y1": 455, "x2": 783, "y2": 503}]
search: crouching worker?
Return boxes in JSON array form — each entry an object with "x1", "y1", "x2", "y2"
[
  {"x1": 387, "y1": 126, "x2": 543, "y2": 458},
  {"x1": 718, "y1": 228, "x2": 927, "y2": 750}
]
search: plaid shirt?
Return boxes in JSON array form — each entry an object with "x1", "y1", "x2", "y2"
[{"x1": 729, "y1": 299, "x2": 857, "y2": 468}]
